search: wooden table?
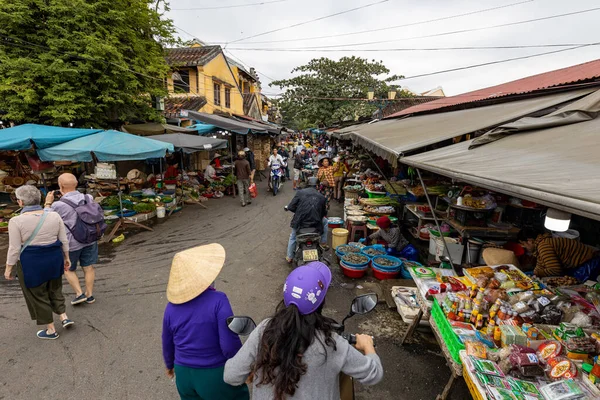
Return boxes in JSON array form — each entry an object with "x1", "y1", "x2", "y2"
[
  {"x1": 399, "y1": 268, "x2": 434, "y2": 345},
  {"x1": 430, "y1": 315, "x2": 463, "y2": 400}
]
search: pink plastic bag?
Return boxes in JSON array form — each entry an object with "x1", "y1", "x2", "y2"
[{"x1": 249, "y1": 183, "x2": 258, "y2": 198}]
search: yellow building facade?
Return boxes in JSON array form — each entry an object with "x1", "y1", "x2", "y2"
[{"x1": 164, "y1": 43, "x2": 262, "y2": 120}]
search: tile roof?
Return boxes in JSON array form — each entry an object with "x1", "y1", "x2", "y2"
[
  {"x1": 165, "y1": 46, "x2": 222, "y2": 67},
  {"x1": 164, "y1": 96, "x2": 207, "y2": 118},
  {"x1": 388, "y1": 58, "x2": 600, "y2": 118}
]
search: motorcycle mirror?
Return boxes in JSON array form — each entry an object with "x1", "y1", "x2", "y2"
[
  {"x1": 341, "y1": 293, "x2": 378, "y2": 326},
  {"x1": 351, "y1": 293, "x2": 378, "y2": 315},
  {"x1": 226, "y1": 316, "x2": 257, "y2": 336}
]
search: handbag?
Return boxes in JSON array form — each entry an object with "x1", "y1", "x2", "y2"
[{"x1": 19, "y1": 211, "x2": 64, "y2": 288}]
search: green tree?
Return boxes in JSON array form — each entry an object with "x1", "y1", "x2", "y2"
[
  {"x1": 271, "y1": 56, "x2": 406, "y2": 129},
  {"x1": 0, "y1": 0, "x2": 177, "y2": 127}
]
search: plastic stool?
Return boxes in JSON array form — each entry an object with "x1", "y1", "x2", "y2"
[{"x1": 348, "y1": 223, "x2": 368, "y2": 242}]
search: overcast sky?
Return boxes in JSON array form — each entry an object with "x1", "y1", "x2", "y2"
[{"x1": 166, "y1": 0, "x2": 599, "y2": 97}]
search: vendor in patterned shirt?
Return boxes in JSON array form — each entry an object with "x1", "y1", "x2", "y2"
[
  {"x1": 518, "y1": 228, "x2": 600, "y2": 279},
  {"x1": 367, "y1": 216, "x2": 409, "y2": 254}
]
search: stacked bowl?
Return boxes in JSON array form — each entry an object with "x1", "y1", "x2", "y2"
[
  {"x1": 371, "y1": 255, "x2": 403, "y2": 280},
  {"x1": 340, "y1": 253, "x2": 370, "y2": 278}
]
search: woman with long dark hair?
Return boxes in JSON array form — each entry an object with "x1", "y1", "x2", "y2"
[{"x1": 224, "y1": 262, "x2": 383, "y2": 399}]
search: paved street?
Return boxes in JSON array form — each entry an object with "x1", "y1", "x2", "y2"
[{"x1": 0, "y1": 179, "x2": 469, "y2": 400}]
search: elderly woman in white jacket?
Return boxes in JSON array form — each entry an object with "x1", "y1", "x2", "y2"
[{"x1": 4, "y1": 185, "x2": 73, "y2": 340}]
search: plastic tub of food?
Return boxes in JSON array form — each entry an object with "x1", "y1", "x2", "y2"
[
  {"x1": 372, "y1": 255, "x2": 402, "y2": 271},
  {"x1": 341, "y1": 253, "x2": 370, "y2": 269},
  {"x1": 361, "y1": 245, "x2": 386, "y2": 259},
  {"x1": 365, "y1": 189, "x2": 386, "y2": 199},
  {"x1": 340, "y1": 262, "x2": 367, "y2": 278},
  {"x1": 335, "y1": 244, "x2": 361, "y2": 259},
  {"x1": 372, "y1": 268, "x2": 400, "y2": 280}
]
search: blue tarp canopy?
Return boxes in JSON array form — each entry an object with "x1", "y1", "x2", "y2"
[
  {"x1": 187, "y1": 123, "x2": 220, "y2": 135},
  {"x1": 38, "y1": 130, "x2": 174, "y2": 162},
  {"x1": 0, "y1": 124, "x2": 102, "y2": 150}
]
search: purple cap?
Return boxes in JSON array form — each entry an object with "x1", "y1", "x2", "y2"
[{"x1": 283, "y1": 262, "x2": 332, "y2": 315}]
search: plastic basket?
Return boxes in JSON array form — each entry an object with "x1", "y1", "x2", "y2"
[
  {"x1": 366, "y1": 189, "x2": 386, "y2": 199},
  {"x1": 463, "y1": 365, "x2": 485, "y2": 400},
  {"x1": 431, "y1": 298, "x2": 464, "y2": 365}
]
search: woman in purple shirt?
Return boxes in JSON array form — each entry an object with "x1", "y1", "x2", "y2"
[{"x1": 162, "y1": 243, "x2": 249, "y2": 400}]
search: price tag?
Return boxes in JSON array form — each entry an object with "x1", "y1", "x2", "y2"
[{"x1": 538, "y1": 296, "x2": 551, "y2": 307}]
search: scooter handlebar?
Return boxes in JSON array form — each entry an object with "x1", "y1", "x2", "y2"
[{"x1": 341, "y1": 333, "x2": 376, "y2": 347}]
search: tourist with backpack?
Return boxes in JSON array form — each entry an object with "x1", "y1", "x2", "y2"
[{"x1": 45, "y1": 173, "x2": 106, "y2": 305}]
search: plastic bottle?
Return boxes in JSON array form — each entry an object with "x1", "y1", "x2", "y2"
[
  {"x1": 494, "y1": 326, "x2": 502, "y2": 347},
  {"x1": 497, "y1": 307, "x2": 507, "y2": 321},
  {"x1": 476, "y1": 314, "x2": 484, "y2": 330},
  {"x1": 487, "y1": 318, "x2": 496, "y2": 335},
  {"x1": 476, "y1": 288, "x2": 485, "y2": 302},
  {"x1": 489, "y1": 299, "x2": 501, "y2": 316},
  {"x1": 458, "y1": 309, "x2": 465, "y2": 322},
  {"x1": 469, "y1": 284, "x2": 477, "y2": 299}
]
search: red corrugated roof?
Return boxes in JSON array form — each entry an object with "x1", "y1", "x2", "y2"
[{"x1": 387, "y1": 59, "x2": 600, "y2": 118}]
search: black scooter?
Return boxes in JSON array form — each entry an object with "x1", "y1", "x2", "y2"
[
  {"x1": 227, "y1": 293, "x2": 378, "y2": 400},
  {"x1": 284, "y1": 206, "x2": 329, "y2": 267}
]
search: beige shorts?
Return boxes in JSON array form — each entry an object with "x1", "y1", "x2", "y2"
[{"x1": 293, "y1": 168, "x2": 301, "y2": 181}]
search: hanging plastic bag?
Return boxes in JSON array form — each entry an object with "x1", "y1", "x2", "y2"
[
  {"x1": 249, "y1": 182, "x2": 258, "y2": 198},
  {"x1": 399, "y1": 244, "x2": 419, "y2": 261}
]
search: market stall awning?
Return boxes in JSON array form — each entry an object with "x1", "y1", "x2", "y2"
[
  {"x1": 401, "y1": 116, "x2": 600, "y2": 221},
  {"x1": 37, "y1": 130, "x2": 174, "y2": 162},
  {"x1": 233, "y1": 114, "x2": 282, "y2": 135},
  {"x1": 346, "y1": 88, "x2": 595, "y2": 166},
  {"x1": 0, "y1": 124, "x2": 102, "y2": 150},
  {"x1": 121, "y1": 123, "x2": 201, "y2": 136},
  {"x1": 149, "y1": 134, "x2": 227, "y2": 153},
  {"x1": 186, "y1": 111, "x2": 268, "y2": 135}
]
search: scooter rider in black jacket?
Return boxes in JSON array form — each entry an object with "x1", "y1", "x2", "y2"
[{"x1": 285, "y1": 177, "x2": 328, "y2": 263}]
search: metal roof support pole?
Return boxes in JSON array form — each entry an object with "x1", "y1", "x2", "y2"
[
  {"x1": 416, "y1": 168, "x2": 457, "y2": 273},
  {"x1": 365, "y1": 152, "x2": 401, "y2": 198}
]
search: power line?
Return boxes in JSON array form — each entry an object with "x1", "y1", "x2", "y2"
[
  {"x1": 224, "y1": 49, "x2": 278, "y2": 82},
  {"x1": 398, "y1": 43, "x2": 600, "y2": 81},
  {"x1": 226, "y1": 43, "x2": 591, "y2": 52},
  {"x1": 225, "y1": 0, "x2": 389, "y2": 44},
  {"x1": 221, "y1": 0, "x2": 534, "y2": 45},
  {"x1": 172, "y1": 0, "x2": 289, "y2": 11},
  {"x1": 235, "y1": 6, "x2": 600, "y2": 48}
]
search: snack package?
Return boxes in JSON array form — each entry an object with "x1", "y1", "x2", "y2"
[
  {"x1": 554, "y1": 322, "x2": 584, "y2": 341},
  {"x1": 477, "y1": 372, "x2": 510, "y2": 389},
  {"x1": 486, "y1": 386, "x2": 518, "y2": 400},
  {"x1": 538, "y1": 379, "x2": 585, "y2": 400},
  {"x1": 509, "y1": 353, "x2": 545, "y2": 378},
  {"x1": 507, "y1": 377, "x2": 541, "y2": 396},
  {"x1": 546, "y1": 357, "x2": 578, "y2": 380},
  {"x1": 537, "y1": 341, "x2": 563, "y2": 361},
  {"x1": 472, "y1": 356, "x2": 505, "y2": 377},
  {"x1": 436, "y1": 274, "x2": 467, "y2": 292},
  {"x1": 466, "y1": 340, "x2": 487, "y2": 359}
]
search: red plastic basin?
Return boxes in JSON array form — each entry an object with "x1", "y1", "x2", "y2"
[
  {"x1": 372, "y1": 268, "x2": 400, "y2": 280},
  {"x1": 340, "y1": 264, "x2": 367, "y2": 278}
]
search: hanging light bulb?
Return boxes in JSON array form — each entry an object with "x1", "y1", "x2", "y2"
[{"x1": 545, "y1": 208, "x2": 571, "y2": 232}]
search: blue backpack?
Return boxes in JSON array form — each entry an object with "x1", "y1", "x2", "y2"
[{"x1": 60, "y1": 196, "x2": 107, "y2": 244}]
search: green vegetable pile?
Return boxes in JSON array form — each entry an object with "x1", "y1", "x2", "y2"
[
  {"x1": 221, "y1": 174, "x2": 236, "y2": 187},
  {"x1": 133, "y1": 202, "x2": 156, "y2": 213}
]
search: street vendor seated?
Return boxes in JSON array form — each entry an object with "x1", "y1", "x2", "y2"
[
  {"x1": 518, "y1": 228, "x2": 600, "y2": 279},
  {"x1": 164, "y1": 160, "x2": 180, "y2": 181},
  {"x1": 366, "y1": 216, "x2": 409, "y2": 255},
  {"x1": 204, "y1": 159, "x2": 221, "y2": 183},
  {"x1": 212, "y1": 153, "x2": 222, "y2": 169}
]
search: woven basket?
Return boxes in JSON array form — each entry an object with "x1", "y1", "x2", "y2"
[{"x1": 344, "y1": 190, "x2": 360, "y2": 199}]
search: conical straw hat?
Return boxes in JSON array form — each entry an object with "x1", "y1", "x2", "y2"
[{"x1": 166, "y1": 243, "x2": 226, "y2": 304}]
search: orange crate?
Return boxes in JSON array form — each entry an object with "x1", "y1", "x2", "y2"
[{"x1": 463, "y1": 366, "x2": 485, "y2": 400}]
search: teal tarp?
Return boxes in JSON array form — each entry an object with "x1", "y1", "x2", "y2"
[
  {"x1": 0, "y1": 124, "x2": 102, "y2": 150},
  {"x1": 38, "y1": 130, "x2": 174, "y2": 162},
  {"x1": 188, "y1": 123, "x2": 220, "y2": 135}
]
